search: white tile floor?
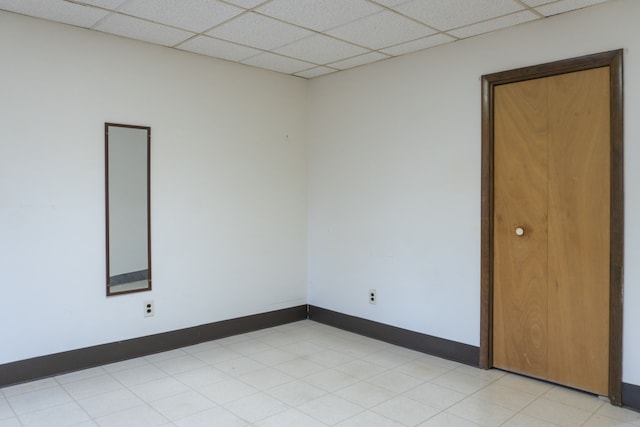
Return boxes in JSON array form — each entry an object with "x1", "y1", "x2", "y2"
[{"x1": 1, "y1": 320, "x2": 639, "y2": 426}]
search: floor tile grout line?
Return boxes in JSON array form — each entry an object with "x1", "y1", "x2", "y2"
[
  {"x1": 2, "y1": 395, "x2": 19, "y2": 424},
  {"x1": 3, "y1": 320, "x2": 637, "y2": 426},
  {"x1": 89, "y1": 365, "x2": 177, "y2": 424},
  {"x1": 208, "y1": 322, "x2": 448, "y2": 424},
  {"x1": 232, "y1": 329, "x2": 391, "y2": 425},
  {"x1": 84, "y1": 341, "x2": 489, "y2": 425},
  {"x1": 581, "y1": 409, "x2": 600, "y2": 427},
  {"x1": 11, "y1": 388, "x2": 95, "y2": 426},
  {"x1": 316, "y1": 349, "x2": 460, "y2": 425},
  {"x1": 512, "y1": 389, "x2": 563, "y2": 426}
]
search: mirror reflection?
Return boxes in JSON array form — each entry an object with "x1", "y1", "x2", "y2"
[{"x1": 105, "y1": 123, "x2": 151, "y2": 295}]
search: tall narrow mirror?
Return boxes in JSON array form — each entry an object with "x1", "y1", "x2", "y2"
[{"x1": 105, "y1": 123, "x2": 151, "y2": 296}]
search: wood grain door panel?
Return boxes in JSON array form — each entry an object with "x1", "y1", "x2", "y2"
[
  {"x1": 493, "y1": 78, "x2": 549, "y2": 378},
  {"x1": 493, "y1": 68, "x2": 610, "y2": 395},
  {"x1": 546, "y1": 68, "x2": 610, "y2": 395}
]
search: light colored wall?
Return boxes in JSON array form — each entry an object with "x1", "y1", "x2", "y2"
[
  {"x1": 2, "y1": 0, "x2": 639, "y2": 389},
  {"x1": 307, "y1": 0, "x2": 640, "y2": 386},
  {"x1": 0, "y1": 11, "x2": 308, "y2": 364}
]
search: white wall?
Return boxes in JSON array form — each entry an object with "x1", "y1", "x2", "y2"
[
  {"x1": 0, "y1": 11, "x2": 308, "y2": 364},
  {"x1": 2, "y1": 0, "x2": 639, "y2": 390},
  {"x1": 307, "y1": 0, "x2": 640, "y2": 386}
]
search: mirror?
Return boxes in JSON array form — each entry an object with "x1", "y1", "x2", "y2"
[{"x1": 105, "y1": 123, "x2": 151, "y2": 296}]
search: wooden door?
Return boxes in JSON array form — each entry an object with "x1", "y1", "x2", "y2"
[{"x1": 492, "y1": 67, "x2": 610, "y2": 395}]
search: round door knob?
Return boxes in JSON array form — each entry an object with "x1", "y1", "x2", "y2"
[{"x1": 515, "y1": 227, "x2": 525, "y2": 236}]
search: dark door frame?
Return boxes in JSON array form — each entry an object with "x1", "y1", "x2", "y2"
[{"x1": 479, "y1": 50, "x2": 624, "y2": 405}]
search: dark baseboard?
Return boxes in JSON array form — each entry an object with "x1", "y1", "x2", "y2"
[
  {"x1": 0, "y1": 305, "x2": 307, "y2": 388},
  {"x1": 4, "y1": 301, "x2": 635, "y2": 412},
  {"x1": 306, "y1": 307, "x2": 640, "y2": 411},
  {"x1": 623, "y1": 382, "x2": 640, "y2": 412},
  {"x1": 308, "y1": 305, "x2": 479, "y2": 366}
]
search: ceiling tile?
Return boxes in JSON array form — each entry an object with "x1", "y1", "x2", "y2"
[
  {"x1": 380, "y1": 33, "x2": 454, "y2": 56},
  {"x1": 328, "y1": 52, "x2": 389, "y2": 70},
  {"x1": 372, "y1": 0, "x2": 413, "y2": 6},
  {"x1": 118, "y1": 0, "x2": 244, "y2": 32},
  {"x1": 93, "y1": 13, "x2": 195, "y2": 46},
  {"x1": 74, "y1": 0, "x2": 129, "y2": 8},
  {"x1": 0, "y1": 0, "x2": 109, "y2": 27},
  {"x1": 255, "y1": 0, "x2": 382, "y2": 31},
  {"x1": 519, "y1": 0, "x2": 551, "y2": 5},
  {"x1": 327, "y1": 10, "x2": 436, "y2": 50},
  {"x1": 392, "y1": 0, "x2": 524, "y2": 31},
  {"x1": 0, "y1": 0, "x2": 614, "y2": 78},
  {"x1": 223, "y1": 0, "x2": 269, "y2": 8},
  {"x1": 294, "y1": 66, "x2": 338, "y2": 79},
  {"x1": 207, "y1": 12, "x2": 314, "y2": 50},
  {"x1": 534, "y1": 0, "x2": 609, "y2": 17},
  {"x1": 241, "y1": 52, "x2": 315, "y2": 74},
  {"x1": 275, "y1": 34, "x2": 368, "y2": 65},
  {"x1": 449, "y1": 10, "x2": 539, "y2": 39},
  {"x1": 177, "y1": 35, "x2": 262, "y2": 61}
]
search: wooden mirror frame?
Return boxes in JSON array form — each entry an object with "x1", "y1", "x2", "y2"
[{"x1": 105, "y1": 123, "x2": 152, "y2": 296}]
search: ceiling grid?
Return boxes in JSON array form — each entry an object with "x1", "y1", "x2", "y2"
[{"x1": 0, "y1": 0, "x2": 610, "y2": 78}]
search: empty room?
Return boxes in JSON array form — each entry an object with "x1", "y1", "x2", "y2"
[{"x1": 1, "y1": 0, "x2": 639, "y2": 425}]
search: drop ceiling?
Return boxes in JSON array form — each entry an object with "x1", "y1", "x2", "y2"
[{"x1": 0, "y1": 0, "x2": 610, "y2": 79}]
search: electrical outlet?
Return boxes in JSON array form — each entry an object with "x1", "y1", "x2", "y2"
[
  {"x1": 369, "y1": 289, "x2": 377, "y2": 305},
  {"x1": 144, "y1": 300, "x2": 154, "y2": 317}
]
